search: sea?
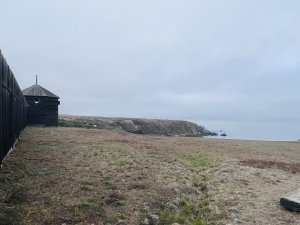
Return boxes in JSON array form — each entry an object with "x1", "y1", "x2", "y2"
[{"x1": 193, "y1": 120, "x2": 300, "y2": 141}]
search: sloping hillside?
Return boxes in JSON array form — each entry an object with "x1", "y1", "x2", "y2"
[{"x1": 59, "y1": 115, "x2": 217, "y2": 136}]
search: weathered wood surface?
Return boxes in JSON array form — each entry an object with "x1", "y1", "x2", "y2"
[
  {"x1": 0, "y1": 50, "x2": 27, "y2": 165},
  {"x1": 25, "y1": 96, "x2": 60, "y2": 126},
  {"x1": 280, "y1": 188, "x2": 300, "y2": 212}
]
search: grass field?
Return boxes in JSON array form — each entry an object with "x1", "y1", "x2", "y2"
[{"x1": 0, "y1": 127, "x2": 299, "y2": 225}]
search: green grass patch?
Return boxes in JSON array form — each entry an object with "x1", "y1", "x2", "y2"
[
  {"x1": 59, "y1": 119, "x2": 95, "y2": 129},
  {"x1": 157, "y1": 198, "x2": 213, "y2": 225},
  {"x1": 190, "y1": 175, "x2": 208, "y2": 192},
  {"x1": 180, "y1": 154, "x2": 214, "y2": 169},
  {"x1": 101, "y1": 143, "x2": 133, "y2": 153}
]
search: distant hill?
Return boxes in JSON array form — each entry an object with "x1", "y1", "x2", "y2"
[{"x1": 59, "y1": 115, "x2": 217, "y2": 137}]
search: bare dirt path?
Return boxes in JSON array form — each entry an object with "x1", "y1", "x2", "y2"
[{"x1": 0, "y1": 127, "x2": 299, "y2": 225}]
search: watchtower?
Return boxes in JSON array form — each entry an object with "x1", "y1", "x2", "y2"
[{"x1": 22, "y1": 77, "x2": 60, "y2": 126}]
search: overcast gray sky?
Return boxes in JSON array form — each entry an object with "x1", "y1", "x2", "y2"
[{"x1": 1, "y1": 0, "x2": 300, "y2": 130}]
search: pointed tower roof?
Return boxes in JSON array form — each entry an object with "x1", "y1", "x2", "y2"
[
  {"x1": 22, "y1": 84, "x2": 59, "y2": 98},
  {"x1": 22, "y1": 76, "x2": 59, "y2": 98},
  {"x1": 22, "y1": 75, "x2": 59, "y2": 98}
]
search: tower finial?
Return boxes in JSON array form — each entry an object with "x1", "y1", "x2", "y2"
[{"x1": 36, "y1": 75, "x2": 38, "y2": 85}]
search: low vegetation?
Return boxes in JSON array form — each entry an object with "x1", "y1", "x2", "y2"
[
  {"x1": 157, "y1": 198, "x2": 212, "y2": 225},
  {"x1": 180, "y1": 154, "x2": 215, "y2": 169},
  {"x1": 0, "y1": 127, "x2": 299, "y2": 225},
  {"x1": 240, "y1": 159, "x2": 300, "y2": 173}
]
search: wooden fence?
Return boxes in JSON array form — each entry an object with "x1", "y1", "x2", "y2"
[{"x1": 0, "y1": 50, "x2": 27, "y2": 165}]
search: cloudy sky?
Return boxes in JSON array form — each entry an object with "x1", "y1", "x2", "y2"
[{"x1": 1, "y1": 0, "x2": 300, "y2": 138}]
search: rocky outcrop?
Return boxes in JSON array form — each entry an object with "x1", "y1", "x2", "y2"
[
  {"x1": 280, "y1": 188, "x2": 300, "y2": 212},
  {"x1": 198, "y1": 125, "x2": 218, "y2": 136},
  {"x1": 59, "y1": 115, "x2": 217, "y2": 137}
]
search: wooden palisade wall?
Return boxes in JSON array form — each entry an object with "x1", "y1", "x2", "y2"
[{"x1": 0, "y1": 50, "x2": 27, "y2": 165}]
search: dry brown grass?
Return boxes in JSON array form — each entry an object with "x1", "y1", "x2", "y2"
[
  {"x1": 0, "y1": 127, "x2": 299, "y2": 225},
  {"x1": 240, "y1": 159, "x2": 300, "y2": 173}
]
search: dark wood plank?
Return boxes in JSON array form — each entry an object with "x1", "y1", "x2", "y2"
[{"x1": 0, "y1": 51, "x2": 27, "y2": 165}]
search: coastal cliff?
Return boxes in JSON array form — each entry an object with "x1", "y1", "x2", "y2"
[{"x1": 59, "y1": 115, "x2": 217, "y2": 137}]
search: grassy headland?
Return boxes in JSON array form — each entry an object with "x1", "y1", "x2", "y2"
[
  {"x1": 0, "y1": 127, "x2": 299, "y2": 225},
  {"x1": 59, "y1": 115, "x2": 217, "y2": 137}
]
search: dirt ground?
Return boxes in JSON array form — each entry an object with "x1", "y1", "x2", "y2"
[{"x1": 0, "y1": 127, "x2": 299, "y2": 225}]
